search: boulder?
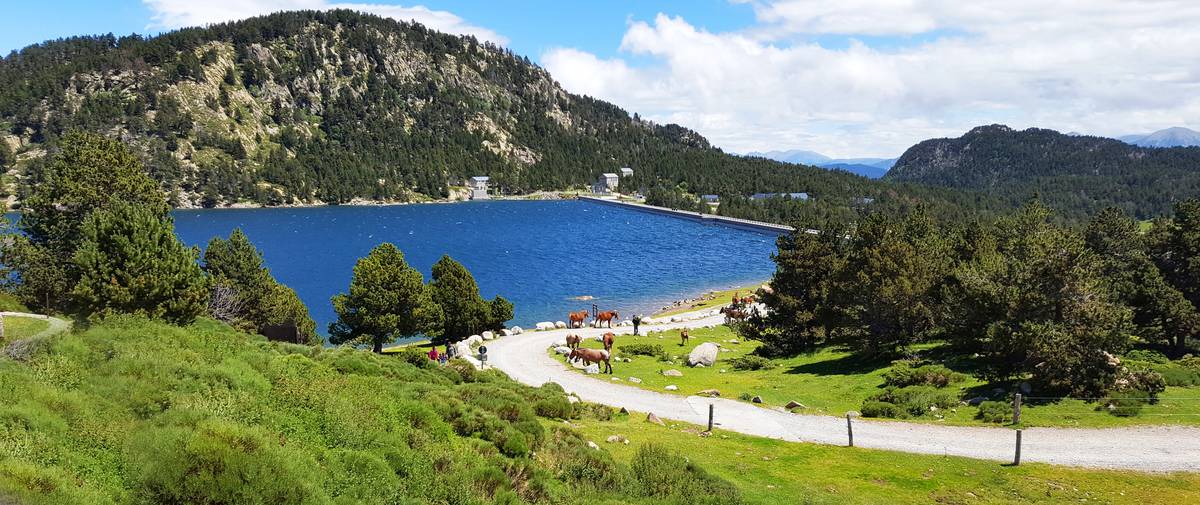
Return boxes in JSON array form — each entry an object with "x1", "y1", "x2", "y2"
[
  {"x1": 662, "y1": 369, "x2": 683, "y2": 377},
  {"x1": 610, "y1": 377, "x2": 622, "y2": 382},
  {"x1": 697, "y1": 389, "x2": 720, "y2": 397},
  {"x1": 466, "y1": 335, "x2": 483, "y2": 346},
  {"x1": 605, "y1": 435, "x2": 627, "y2": 444},
  {"x1": 552, "y1": 339, "x2": 568, "y2": 348},
  {"x1": 584, "y1": 363, "x2": 600, "y2": 374},
  {"x1": 587, "y1": 441, "x2": 600, "y2": 450},
  {"x1": 670, "y1": 316, "x2": 683, "y2": 323},
  {"x1": 687, "y1": 342, "x2": 720, "y2": 367},
  {"x1": 554, "y1": 346, "x2": 572, "y2": 355},
  {"x1": 966, "y1": 396, "x2": 988, "y2": 406},
  {"x1": 554, "y1": 321, "x2": 567, "y2": 329},
  {"x1": 751, "y1": 396, "x2": 763, "y2": 404},
  {"x1": 481, "y1": 331, "x2": 495, "y2": 340},
  {"x1": 628, "y1": 377, "x2": 642, "y2": 384},
  {"x1": 536, "y1": 322, "x2": 555, "y2": 331},
  {"x1": 665, "y1": 385, "x2": 678, "y2": 391},
  {"x1": 646, "y1": 413, "x2": 666, "y2": 426},
  {"x1": 499, "y1": 329, "x2": 512, "y2": 337},
  {"x1": 567, "y1": 395, "x2": 580, "y2": 404},
  {"x1": 511, "y1": 326, "x2": 523, "y2": 335},
  {"x1": 784, "y1": 400, "x2": 806, "y2": 410},
  {"x1": 454, "y1": 341, "x2": 472, "y2": 359}
]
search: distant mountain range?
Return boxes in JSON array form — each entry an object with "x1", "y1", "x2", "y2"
[
  {"x1": 744, "y1": 149, "x2": 896, "y2": 179},
  {"x1": 885, "y1": 124, "x2": 1200, "y2": 219},
  {"x1": 1118, "y1": 127, "x2": 1200, "y2": 148}
]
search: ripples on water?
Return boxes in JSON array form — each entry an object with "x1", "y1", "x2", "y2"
[{"x1": 172, "y1": 200, "x2": 780, "y2": 336}]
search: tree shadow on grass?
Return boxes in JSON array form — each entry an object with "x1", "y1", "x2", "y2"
[{"x1": 783, "y1": 351, "x2": 893, "y2": 376}]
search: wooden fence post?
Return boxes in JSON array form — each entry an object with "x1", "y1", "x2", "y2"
[
  {"x1": 1013, "y1": 429, "x2": 1022, "y2": 465},
  {"x1": 707, "y1": 404, "x2": 714, "y2": 432},
  {"x1": 846, "y1": 413, "x2": 854, "y2": 447},
  {"x1": 1013, "y1": 393, "x2": 1022, "y2": 425}
]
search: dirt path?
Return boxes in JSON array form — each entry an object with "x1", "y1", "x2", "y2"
[
  {"x1": 486, "y1": 310, "x2": 1200, "y2": 472},
  {"x1": 1, "y1": 311, "x2": 70, "y2": 339}
]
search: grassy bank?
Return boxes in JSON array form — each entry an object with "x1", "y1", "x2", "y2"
[
  {"x1": 568, "y1": 413, "x2": 1200, "y2": 505},
  {"x1": 653, "y1": 284, "x2": 765, "y2": 318},
  {"x1": 555, "y1": 325, "x2": 1200, "y2": 428},
  {"x1": 1, "y1": 316, "x2": 49, "y2": 343},
  {"x1": 0, "y1": 316, "x2": 744, "y2": 504}
]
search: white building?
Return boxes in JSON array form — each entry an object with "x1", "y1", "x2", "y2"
[
  {"x1": 469, "y1": 176, "x2": 490, "y2": 200},
  {"x1": 593, "y1": 173, "x2": 620, "y2": 194},
  {"x1": 619, "y1": 167, "x2": 634, "y2": 178}
]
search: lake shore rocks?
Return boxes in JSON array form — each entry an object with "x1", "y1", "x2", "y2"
[{"x1": 535, "y1": 322, "x2": 555, "y2": 331}]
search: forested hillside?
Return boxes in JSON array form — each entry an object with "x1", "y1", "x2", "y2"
[
  {"x1": 0, "y1": 9, "x2": 998, "y2": 226},
  {"x1": 886, "y1": 125, "x2": 1200, "y2": 219}
]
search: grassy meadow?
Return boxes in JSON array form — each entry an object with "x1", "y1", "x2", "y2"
[{"x1": 554, "y1": 325, "x2": 1200, "y2": 428}]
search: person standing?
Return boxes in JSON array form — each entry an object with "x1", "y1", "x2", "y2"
[
  {"x1": 632, "y1": 314, "x2": 643, "y2": 336},
  {"x1": 427, "y1": 346, "x2": 439, "y2": 362}
]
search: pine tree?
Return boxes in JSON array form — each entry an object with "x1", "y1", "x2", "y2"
[
  {"x1": 71, "y1": 202, "x2": 208, "y2": 324},
  {"x1": 329, "y1": 243, "x2": 442, "y2": 353},
  {"x1": 429, "y1": 255, "x2": 498, "y2": 344},
  {"x1": 203, "y1": 229, "x2": 317, "y2": 343},
  {"x1": 487, "y1": 296, "x2": 514, "y2": 332}
]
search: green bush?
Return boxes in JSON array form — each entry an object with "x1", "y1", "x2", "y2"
[
  {"x1": 1156, "y1": 364, "x2": 1200, "y2": 387},
  {"x1": 1177, "y1": 355, "x2": 1200, "y2": 372},
  {"x1": 975, "y1": 401, "x2": 1011, "y2": 423},
  {"x1": 1115, "y1": 366, "x2": 1166, "y2": 399},
  {"x1": 860, "y1": 400, "x2": 904, "y2": 419},
  {"x1": 882, "y1": 362, "x2": 965, "y2": 388},
  {"x1": 1124, "y1": 349, "x2": 1170, "y2": 364},
  {"x1": 620, "y1": 343, "x2": 666, "y2": 358},
  {"x1": 1105, "y1": 390, "x2": 1150, "y2": 417},
  {"x1": 630, "y1": 443, "x2": 743, "y2": 505},
  {"x1": 728, "y1": 355, "x2": 774, "y2": 371},
  {"x1": 867, "y1": 386, "x2": 960, "y2": 418}
]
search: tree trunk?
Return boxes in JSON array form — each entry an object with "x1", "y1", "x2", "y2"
[{"x1": 373, "y1": 341, "x2": 383, "y2": 354}]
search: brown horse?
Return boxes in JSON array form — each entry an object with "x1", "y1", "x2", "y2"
[
  {"x1": 569, "y1": 348, "x2": 612, "y2": 374},
  {"x1": 595, "y1": 311, "x2": 619, "y2": 328},
  {"x1": 565, "y1": 334, "x2": 583, "y2": 350},
  {"x1": 679, "y1": 328, "x2": 690, "y2": 346},
  {"x1": 568, "y1": 310, "x2": 589, "y2": 328},
  {"x1": 721, "y1": 306, "x2": 748, "y2": 324},
  {"x1": 602, "y1": 332, "x2": 615, "y2": 352},
  {"x1": 740, "y1": 295, "x2": 755, "y2": 305}
]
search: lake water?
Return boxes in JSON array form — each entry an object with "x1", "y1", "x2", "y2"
[{"x1": 171, "y1": 200, "x2": 780, "y2": 336}]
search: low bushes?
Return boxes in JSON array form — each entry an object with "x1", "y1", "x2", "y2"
[
  {"x1": 862, "y1": 386, "x2": 960, "y2": 419},
  {"x1": 728, "y1": 355, "x2": 773, "y2": 371},
  {"x1": 882, "y1": 361, "x2": 965, "y2": 388},
  {"x1": 620, "y1": 343, "x2": 666, "y2": 359},
  {"x1": 975, "y1": 401, "x2": 1011, "y2": 423}
]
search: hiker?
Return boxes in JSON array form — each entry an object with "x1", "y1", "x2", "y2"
[
  {"x1": 632, "y1": 314, "x2": 643, "y2": 335},
  {"x1": 428, "y1": 346, "x2": 439, "y2": 361}
]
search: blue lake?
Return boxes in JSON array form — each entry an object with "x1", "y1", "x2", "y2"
[{"x1": 171, "y1": 200, "x2": 779, "y2": 336}]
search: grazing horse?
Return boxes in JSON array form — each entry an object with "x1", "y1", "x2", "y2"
[
  {"x1": 569, "y1": 348, "x2": 612, "y2": 374},
  {"x1": 568, "y1": 310, "x2": 589, "y2": 328},
  {"x1": 602, "y1": 332, "x2": 615, "y2": 352},
  {"x1": 740, "y1": 295, "x2": 755, "y2": 306},
  {"x1": 731, "y1": 291, "x2": 740, "y2": 306},
  {"x1": 720, "y1": 306, "x2": 748, "y2": 324},
  {"x1": 595, "y1": 311, "x2": 619, "y2": 328},
  {"x1": 565, "y1": 334, "x2": 583, "y2": 350},
  {"x1": 679, "y1": 328, "x2": 690, "y2": 346}
]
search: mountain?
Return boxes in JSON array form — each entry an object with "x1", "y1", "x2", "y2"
[
  {"x1": 0, "y1": 10, "x2": 964, "y2": 217},
  {"x1": 1119, "y1": 127, "x2": 1200, "y2": 148},
  {"x1": 885, "y1": 124, "x2": 1200, "y2": 219},
  {"x1": 746, "y1": 150, "x2": 895, "y2": 178},
  {"x1": 745, "y1": 149, "x2": 831, "y2": 165}
]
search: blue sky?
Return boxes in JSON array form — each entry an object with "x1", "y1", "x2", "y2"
[
  {"x1": 1, "y1": 1, "x2": 757, "y2": 60},
  {"x1": 4, "y1": 1, "x2": 1199, "y2": 157}
]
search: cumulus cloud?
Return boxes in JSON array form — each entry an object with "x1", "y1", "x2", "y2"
[
  {"x1": 143, "y1": 0, "x2": 507, "y2": 45},
  {"x1": 543, "y1": 1, "x2": 1200, "y2": 157}
]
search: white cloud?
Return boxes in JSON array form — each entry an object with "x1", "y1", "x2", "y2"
[
  {"x1": 143, "y1": 0, "x2": 507, "y2": 45},
  {"x1": 543, "y1": 1, "x2": 1200, "y2": 157}
]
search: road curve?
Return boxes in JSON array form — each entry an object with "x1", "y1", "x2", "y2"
[{"x1": 486, "y1": 311, "x2": 1200, "y2": 472}]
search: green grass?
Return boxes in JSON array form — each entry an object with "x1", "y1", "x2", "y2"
[
  {"x1": 653, "y1": 283, "x2": 765, "y2": 317},
  {"x1": 568, "y1": 412, "x2": 1200, "y2": 505},
  {"x1": 557, "y1": 325, "x2": 1200, "y2": 428},
  {"x1": 0, "y1": 316, "x2": 49, "y2": 344}
]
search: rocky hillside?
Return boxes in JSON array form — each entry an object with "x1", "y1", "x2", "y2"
[
  {"x1": 0, "y1": 9, "x2": 898, "y2": 211},
  {"x1": 885, "y1": 125, "x2": 1200, "y2": 218}
]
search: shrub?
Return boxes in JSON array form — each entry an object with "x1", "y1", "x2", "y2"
[
  {"x1": 1156, "y1": 364, "x2": 1200, "y2": 387},
  {"x1": 1105, "y1": 390, "x2": 1149, "y2": 417},
  {"x1": 728, "y1": 355, "x2": 773, "y2": 371},
  {"x1": 393, "y1": 346, "x2": 431, "y2": 368},
  {"x1": 975, "y1": 401, "x2": 1011, "y2": 423},
  {"x1": 630, "y1": 443, "x2": 742, "y2": 505},
  {"x1": 620, "y1": 343, "x2": 666, "y2": 359},
  {"x1": 867, "y1": 386, "x2": 960, "y2": 417},
  {"x1": 1114, "y1": 366, "x2": 1166, "y2": 399},
  {"x1": 1177, "y1": 355, "x2": 1200, "y2": 372},
  {"x1": 860, "y1": 400, "x2": 904, "y2": 419},
  {"x1": 1123, "y1": 349, "x2": 1169, "y2": 364},
  {"x1": 882, "y1": 362, "x2": 965, "y2": 388}
]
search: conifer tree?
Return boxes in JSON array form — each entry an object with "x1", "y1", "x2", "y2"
[
  {"x1": 71, "y1": 202, "x2": 208, "y2": 324},
  {"x1": 329, "y1": 243, "x2": 442, "y2": 353},
  {"x1": 429, "y1": 255, "x2": 490, "y2": 344},
  {"x1": 203, "y1": 229, "x2": 317, "y2": 343}
]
